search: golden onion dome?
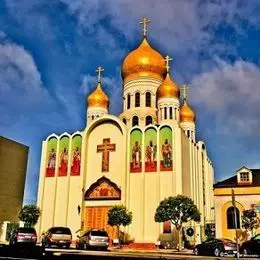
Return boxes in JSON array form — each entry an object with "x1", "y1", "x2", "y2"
[
  {"x1": 122, "y1": 37, "x2": 167, "y2": 82},
  {"x1": 180, "y1": 100, "x2": 196, "y2": 123},
  {"x1": 156, "y1": 73, "x2": 180, "y2": 99},
  {"x1": 87, "y1": 83, "x2": 109, "y2": 109}
]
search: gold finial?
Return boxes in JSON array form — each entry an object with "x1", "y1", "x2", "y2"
[
  {"x1": 96, "y1": 66, "x2": 104, "y2": 83},
  {"x1": 181, "y1": 84, "x2": 188, "y2": 101},
  {"x1": 139, "y1": 17, "x2": 151, "y2": 37},
  {"x1": 164, "y1": 55, "x2": 173, "y2": 73}
]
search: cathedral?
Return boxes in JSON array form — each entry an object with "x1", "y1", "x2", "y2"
[{"x1": 36, "y1": 19, "x2": 214, "y2": 245}]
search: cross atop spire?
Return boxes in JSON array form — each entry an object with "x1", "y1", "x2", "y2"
[
  {"x1": 139, "y1": 17, "x2": 151, "y2": 37},
  {"x1": 96, "y1": 66, "x2": 104, "y2": 83},
  {"x1": 181, "y1": 84, "x2": 188, "y2": 101},
  {"x1": 164, "y1": 55, "x2": 173, "y2": 73}
]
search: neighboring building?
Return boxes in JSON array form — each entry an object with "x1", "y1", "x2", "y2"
[
  {"x1": 214, "y1": 166, "x2": 260, "y2": 242},
  {"x1": 0, "y1": 136, "x2": 28, "y2": 222},
  {"x1": 36, "y1": 19, "x2": 214, "y2": 245}
]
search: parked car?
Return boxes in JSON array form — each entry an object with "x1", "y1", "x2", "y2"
[
  {"x1": 42, "y1": 227, "x2": 72, "y2": 248},
  {"x1": 76, "y1": 229, "x2": 109, "y2": 250},
  {"x1": 193, "y1": 238, "x2": 237, "y2": 257},
  {"x1": 9, "y1": 227, "x2": 37, "y2": 246},
  {"x1": 239, "y1": 233, "x2": 260, "y2": 256}
]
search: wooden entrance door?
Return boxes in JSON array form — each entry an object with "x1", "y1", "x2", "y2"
[{"x1": 84, "y1": 206, "x2": 117, "y2": 240}]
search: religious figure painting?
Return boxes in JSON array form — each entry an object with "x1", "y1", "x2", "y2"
[
  {"x1": 46, "y1": 137, "x2": 57, "y2": 177},
  {"x1": 160, "y1": 127, "x2": 173, "y2": 171},
  {"x1": 145, "y1": 128, "x2": 157, "y2": 172},
  {"x1": 71, "y1": 135, "x2": 82, "y2": 176},
  {"x1": 71, "y1": 147, "x2": 81, "y2": 175},
  {"x1": 59, "y1": 148, "x2": 68, "y2": 176},
  {"x1": 58, "y1": 136, "x2": 69, "y2": 176},
  {"x1": 85, "y1": 176, "x2": 121, "y2": 200},
  {"x1": 130, "y1": 129, "x2": 142, "y2": 172}
]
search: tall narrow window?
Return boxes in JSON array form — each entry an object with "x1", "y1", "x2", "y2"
[
  {"x1": 164, "y1": 107, "x2": 167, "y2": 119},
  {"x1": 227, "y1": 207, "x2": 240, "y2": 229},
  {"x1": 145, "y1": 116, "x2": 153, "y2": 126},
  {"x1": 135, "y1": 92, "x2": 140, "y2": 107},
  {"x1": 132, "y1": 116, "x2": 139, "y2": 127},
  {"x1": 169, "y1": 107, "x2": 173, "y2": 119},
  {"x1": 127, "y1": 94, "x2": 131, "y2": 109},
  {"x1": 145, "y1": 92, "x2": 151, "y2": 107}
]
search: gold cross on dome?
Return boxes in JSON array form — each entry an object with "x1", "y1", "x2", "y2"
[
  {"x1": 181, "y1": 84, "x2": 188, "y2": 101},
  {"x1": 96, "y1": 66, "x2": 104, "y2": 83},
  {"x1": 139, "y1": 17, "x2": 151, "y2": 37},
  {"x1": 165, "y1": 55, "x2": 173, "y2": 73}
]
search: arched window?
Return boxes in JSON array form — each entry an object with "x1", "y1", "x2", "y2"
[
  {"x1": 145, "y1": 116, "x2": 153, "y2": 126},
  {"x1": 169, "y1": 107, "x2": 173, "y2": 119},
  {"x1": 145, "y1": 92, "x2": 151, "y2": 107},
  {"x1": 187, "y1": 130, "x2": 190, "y2": 138},
  {"x1": 127, "y1": 94, "x2": 131, "y2": 109},
  {"x1": 122, "y1": 118, "x2": 127, "y2": 124},
  {"x1": 164, "y1": 107, "x2": 167, "y2": 119},
  {"x1": 132, "y1": 116, "x2": 139, "y2": 127},
  {"x1": 227, "y1": 206, "x2": 240, "y2": 229},
  {"x1": 135, "y1": 92, "x2": 140, "y2": 107}
]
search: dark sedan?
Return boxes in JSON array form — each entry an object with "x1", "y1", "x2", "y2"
[
  {"x1": 239, "y1": 233, "x2": 260, "y2": 256},
  {"x1": 9, "y1": 227, "x2": 37, "y2": 246},
  {"x1": 193, "y1": 238, "x2": 237, "y2": 257}
]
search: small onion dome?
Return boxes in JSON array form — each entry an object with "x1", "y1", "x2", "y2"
[
  {"x1": 122, "y1": 37, "x2": 166, "y2": 83},
  {"x1": 156, "y1": 73, "x2": 180, "y2": 99},
  {"x1": 87, "y1": 83, "x2": 109, "y2": 109},
  {"x1": 180, "y1": 100, "x2": 196, "y2": 122}
]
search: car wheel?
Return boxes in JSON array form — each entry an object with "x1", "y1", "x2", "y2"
[
  {"x1": 194, "y1": 247, "x2": 199, "y2": 256},
  {"x1": 243, "y1": 248, "x2": 250, "y2": 256},
  {"x1": 214, "y1": 247, "x2": 220, "y2": 257}
]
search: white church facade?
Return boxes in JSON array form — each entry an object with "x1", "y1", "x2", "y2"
[{"x1": 36, "y1": 19, "x2": 215, "y2": 245}]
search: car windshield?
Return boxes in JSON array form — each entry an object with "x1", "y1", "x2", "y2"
[
  {"x1": 17, "y1": 228, "x2": 36, "y2": 234},
  {"x1": 91, "y1": 231, "x2": 108, "y2": 237},
  {"x1": 50, "y1": 228, "x2": 71, "y2": 235},
  {"x1": 253, "y1": 234, "x2": 260, "y2": 240}
]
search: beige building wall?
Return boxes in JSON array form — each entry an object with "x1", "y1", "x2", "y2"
[{"x1": 0, "y1": 136, "x2": 28, "y2": 222}]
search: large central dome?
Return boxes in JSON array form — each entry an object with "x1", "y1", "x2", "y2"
[{"x1": 122, "y1": 37, "x2": 166, "y2": 83}]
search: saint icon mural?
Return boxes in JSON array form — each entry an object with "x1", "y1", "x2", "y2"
[
  {"x1": 161, "y1": 139, "x2": 172, "y2": 169},
  {"x1": 145, "y1": 140, "x2": 157, "y2": 171},
  {"x1": 132, "y1": 141, "x2": 141, "y2": 171},
  {"x1": 71, "y1": 147, "x2": 81, "y2": 175},
  {"x1": 130, "y1": 129, "x2": 142, "y2": 172},
  {"x1": 59, "y1": 148, "x2": 68, "y2": 176},
  {"x1": 46, "y1": 148, "x2": 56, "y2": 177},
  {"x1": 145, "y1": 128, "x2": 157, "y2": 172},
  {"x1": 160, "y1": 126, "x2": 173, "y2": 171}
]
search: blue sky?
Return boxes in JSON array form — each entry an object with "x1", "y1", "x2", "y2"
[{"x1": 1, "y1": 0, "x2": 260, "y2": 204}]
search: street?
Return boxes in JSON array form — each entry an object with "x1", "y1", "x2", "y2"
[{"x1": 0, "y1": 245, "x2": 259, "y2": 260}]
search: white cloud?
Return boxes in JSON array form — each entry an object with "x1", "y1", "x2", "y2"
[
  {"x1": 191, "y1": 59, "x2": 260, "y2": 137},
  {"x1": 0, "y1": 41, "x2": 48, "y2": 106},
  {"x1": 59, "y1": 0, "x2": 259, "y2": 54}
]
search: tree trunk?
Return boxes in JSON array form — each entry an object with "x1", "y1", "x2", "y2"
[
  {"x1": 117, "y1": 225, "x2": 120, "y2": 248},
  {"x1": 177, "y1": 226, "x2": 183, "y2": 251}
]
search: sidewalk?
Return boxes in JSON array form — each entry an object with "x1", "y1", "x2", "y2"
[{"x1": 109, "y1": 247, "x2": 194, "y2": 256}]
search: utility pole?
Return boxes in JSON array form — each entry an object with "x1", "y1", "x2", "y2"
[{"x1": 232, "y1": 189, "x2": 240, "y2": 259}]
